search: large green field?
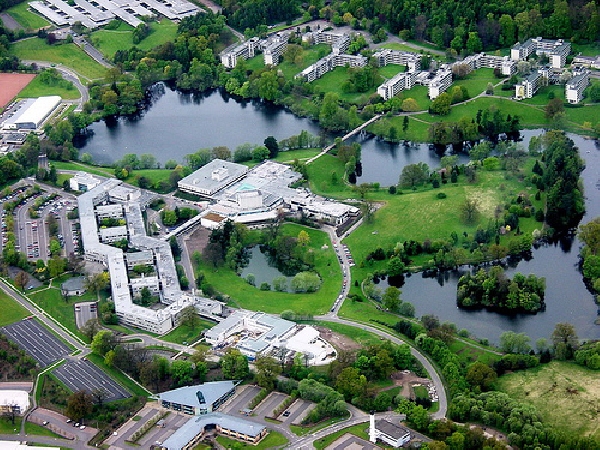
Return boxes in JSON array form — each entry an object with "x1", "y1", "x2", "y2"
[
  {"x1": 497, "y1": 361, "x2": 600, "y2": 439},
  {"x1": 5, "y1": 2, "x2": 50, "y2": 29},
  {"x1": 91, "y1": 19, "x2": 178, "y2": 58},
  {"x1": 17, "y1": 74, "x2": 81, "y2": 100},
  {"x1": 197, "y1": 223, "x2": 342, "y2": 315},
  {"x1": 216, "y1": 430, "x2": 288, "y2": 449},
  {"x1": 11, "y1": 39, "x2": 107, "y2": 81},
  {"x1": 161, "y1": 318, "x2": 217, "y2": 344},
  {"x1": 0, "y1": 289, "x2": 29, "y2": 327}
]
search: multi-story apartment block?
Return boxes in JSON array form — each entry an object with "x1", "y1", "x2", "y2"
[
  {"x1": 515, "y1": 70, "x2": 543, "y2": 99},
  {"x1": 428, "y1": 69, "x2": 453, "y2": 99},
  {"x1": 303, "y1": 30, "x2": 350, "y2": 55},
  {"x1": 263, "y1": 39, "x2": 288, "y2": 66},
  {"x1": 511, "y1": 38, "x2": 571, "y2": 68},
  {"x1": 373, "y1": 49, "x2": 422, "y2": 72},
  {"x1": 220, "y1": 38, "x2": 259, "y2": 69},
  {"x1": 296, "y1": 54, "x2": 368, "y2": 82},
  {"x1": 377, "y1": 71, "x2": 417, "y2": 100},
  {"x1": 565, "y1": 70, "x2": 591, "y2": 104},
  {"x1": 460, "y1": 53, "x2": 516, "y2": 75}
]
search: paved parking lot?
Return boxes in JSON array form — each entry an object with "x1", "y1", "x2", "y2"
[
  {"x1": 253, "y1": 392, "x2": 288, "y2": 418},
  {"x1": 220, "y1": 385, "x2": 262, "y2": 414},
  {"x1": 104, "y1": 404, "x2": 191, "y2": 449},
  {"x1": 277, "y1": 398, "x2": 314, "y2": 425},
  {"x1": 2, "y1": 318, "x2": 70, "y2": 367},
  {"x1": 30, "y1": 407, "x2": 98, "y2": 441},
  {"x1": 328, "y1": 432, "x2": 378, "y2": 450},
  {"x1": 53, "y1": 358, "x2": 130, "y2": 401}
]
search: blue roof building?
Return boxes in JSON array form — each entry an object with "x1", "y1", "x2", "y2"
[{"x1": 157, "y1": 381, "x2": 238, "y2": 416}]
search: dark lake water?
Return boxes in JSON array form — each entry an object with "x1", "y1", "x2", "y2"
[
  {"x1": 76, "y1": 86, "x2": 600, "y2": 343},
  {"x1": 239, "y1": 246, "x2": 294, "y2": 291},
  {"x1": 76, "y1": 85, "x2": 323, "y2": 165}
]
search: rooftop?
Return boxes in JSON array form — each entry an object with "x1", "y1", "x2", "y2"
[
  {"x1": 157, "y1": 381, "x2": 237, "y2": 409},
  {"x1": 178, "y1": 159, "x2": 249, "y2": 196}
]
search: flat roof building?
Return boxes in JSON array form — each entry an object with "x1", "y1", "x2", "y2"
[
  {"x1": 178, "y1": 159, "x2": 249, "y2": 197},
  {"x1": 369, "y1": 416, "x2": 411, "y2": 448},
  {"x1": 160, "y1": 412, "x2": 267, "y2": 449},
  {"x1": 158, "y1": 381, "x2": 237, "y2": 415},
  {"x1": 1, "y1": 96, "x2": 61, "y2": 131},
  {"x1": 69, "y1": 171, "x2": 102, "y2": 192},
  {"x1": 0, "y1": 390, "x2": 29, "y2": 416},
  {"x1": 565, "y1": 70, "x2": 590, "y2": 104}
]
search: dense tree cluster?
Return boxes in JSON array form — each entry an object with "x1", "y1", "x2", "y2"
[
  {"x1": 539, "y1": 131, "x2": 585, "y2": 231},
  {"x1": 449, "y1": 391, "x2": 598, "y2": 449},
  {"x1": 220, "y1": 0, "x2": 300, "y2": 32},
  {"x1": 457, "y1": 266, "x2": 546, "y2": 313},
  {"x1": 578, "y1": 217, "x2": 600, "y2": 298}
]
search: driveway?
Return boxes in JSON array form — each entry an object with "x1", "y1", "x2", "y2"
[{"x1": 30, "y1": 407, "x2": 98, "y2": 442}]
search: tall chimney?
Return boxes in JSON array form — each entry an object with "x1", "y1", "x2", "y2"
[{"x1": 369, "y1": 410, "x2": 376, "y2": 443}]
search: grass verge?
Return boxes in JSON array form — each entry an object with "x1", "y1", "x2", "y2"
[
  {"x1": 161, "y1": 318, "x2": 217, "y2": 344},
  {"x1": 5, "y1": 2, "x2": 49, "y2": 29},
  {"x1": 0, "y1": 289, "x2": 30, "y2": 326},
  {"x1": 17, "y1": 74, "x2": 81, "y2": 100}
]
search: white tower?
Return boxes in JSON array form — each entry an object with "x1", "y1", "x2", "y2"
[{"x1": 369, "y1": 411, "x2": 376, "y2": 443}]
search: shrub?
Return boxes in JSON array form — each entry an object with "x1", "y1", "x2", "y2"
[{"x1": 437, "y1": 192, "x2": 447, "y2": 199}]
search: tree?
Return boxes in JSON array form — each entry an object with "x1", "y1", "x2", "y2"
[
  {"x1": 14, "y1": 271, "x2": 29, "y2": 291},
  {"x1": 551, "y1": 322, "x2": 578, "y2": 348},
  {"x1": 91, "y1": 330, "x2": 115, "y2": 357},
  {"x1": 297, "y1": 230, "x2": 310, "y2": 247},
  {"x1": 430, "y1": 93, "x2": 451, "y2": 115},
  {"x1": 335, "y1": 367, "x2": 367, "y2": 401},
  {"x1": 382, "y1": 286, "x2": 401, "y2": 311},
  {"x1": 85, "y1": 272, "x2": 110, "y2": 301},
  {"x1": 386, "y1": 257, "x2": 405, "y2": 277},
  {"x1": 402, "y1": 98, "x2": 419, "y2": 112},
  {"x1": 545, "y1": 97, "x2": 564, "y2": 120},
  {"x1": 264, "y1": 136, "x2": 279, "y2": 159},
  {"x1": 171, "y1": 360, "x2": 195, "y2": 386},
  {"x1": 65, "y1": 390, "x2": 93, "y2": 421},
  {"x1": 179, "y1": 305, "x2": 198, "y2": 328},
  {"x1": 254, "y1": 355, "x2": 281, "y2": 390},
  {"x1": 80, "y1": 319, "x2": 100, "y2": 341},
  {"x1": 399, "y1": 163, "x2": 429, "y2": 188},
  {"x1": 465, "y1": 361, "x2": 497, "y2": 391},
  {"x1": 499, "y1": 331, "x2": 531, "y2": 354},
  {"x1": 460, "y1": 198, "x2": 480, "y2": 224},
  {"x1": 220, "y1": 348, "x2": 250, "y2": 380}
]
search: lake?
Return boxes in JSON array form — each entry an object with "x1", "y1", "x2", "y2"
[{"x1": 77, "y1": 86, "x2": 600, "y2": 342}]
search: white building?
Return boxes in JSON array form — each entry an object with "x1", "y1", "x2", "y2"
[
  {"x1": 296, "y1": 53, "x2": 368, "y2": 82},
  {"x1": 78, "y1": 179, "x2": 224, "y2": 334},
  {"x1": 515, "y1": 70, "x2": 543, "y2": 99},
  {"x1": 565, "y1": 70, "x2": 590, "y2": 104},
  {"x1": 69, "y1": 171, "x2": 102, "y2": 192},
  {"x1": 205, "y1": 310, "x2": 336, "y2": 365},
  {"x1": 96, "y1": 203, "x2": 123, "y2": 220},
  {"x1": 373, "y1": 49, "x2": 421, "y2": 72},
  {"x1": 0, "y1": 390, "x2": 29, "y2": 416},
  {"x1": 459, "y1": 53, "x2": 516, "y2": 76},
  {"x1": 1, "y1": 96, "x2": 61, "y2": 131},
  {"x1": 303, "y1": 30, "x2": 350, "y2": 55},
  {"x1": 263, "y1": 39, "x2": 288, "y2": 66},
  {"x1": 428, "y1": 69, "x2": 452, "y2": 99},
  {"x1": 511, "y1": 38, "x2": 571, "y2": 68},
  {"x1": 572, "y1": 55, "x2": 600, "y2": 69},
  {"x1": 178, "y1": 159, "x2": 249, "y2": 197},
  {"x1": 369, "y1": 415, "x2": 411, "y2": 448},
  {"x1": 220, "y1": 39, "x2": 259, "y2": 68},
  {"x1": 377, "y1": 71, "x2": 416, "y2": 100}
]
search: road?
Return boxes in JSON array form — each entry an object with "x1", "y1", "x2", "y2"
[
  {"x1": 73, "y1": 36, "x2": 113, "y2": 69},
  {"x1": 22, "y1": 60, "x2": 89, "y2": 111}
]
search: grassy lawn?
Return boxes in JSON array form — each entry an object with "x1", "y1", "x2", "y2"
[
  {"x1": 338, "y1": 298, "x2": 399, "y2": 329},
  {"x1": 124, "y1": 169, "x2": 171, "y2": 188},
  {"x1": 6, "y1": 2, "x2": 50, "y2": 29},
  {"x1": 199, "y1": 223, "x2": 342, "y2": 315},
  {"x1": 53, "y1": 160, "x2": 113, "y2": 177},
  {"x1": 0, "y1": 289, "x2": 30, "y2": 326},
  {"x1": 0, "y1": 416, "x2": 61, "y2": 437},
  {"x1": 277, "y1": 44, "x2": 331, "y2": 80},
  {"x1": 17, "y1": 74, "x2": 81, "y2": 100},
  {"x1": 11, "y1": 39, "x2": 107, "y2": 81},
  {"x1": 313, "y1": 423, "x2": 369, "y2": 450},
  {"x1": 380, "y1": 42, "x2": 426, "y2": 53},
  {"x1": 313, "y1": 320, "x2": 384, "y2": 347},
  {"x1": 452, "y1": 68, "x2": 497, "y2": 97},
  {"x1": 216, "y1": 430, "x2": 288, "y2": 449},
  {"x1": 28, "y1": 287, "x2": 88, "y2": 343},
  {"x1": 497, "y1": 361, "x2": 600, "y2": 439},
  {"x1": 273, "y1": 148, "x2": 321, "y2": 163},
  {"x1": 311, "y1": 66, "x2": 372, "y2": 105},
  {"x1": 379, "y1": 64, "x2": 405, "y2": 79},
  {"x1": 161, "y1": 318, "x2": 217, "y2": 344},
  {"x1": 85, "y1": 353, "x2": 150, "y2": 398},
  {"x1": 447, "y1": 339, "x2": 501, "y2": 365},
  {"x1": 521, "y1": 85, "x2": 566, "y2": 106},
  {"x1": 91, "y1": 19, "x2": 178, "y2": 58}
]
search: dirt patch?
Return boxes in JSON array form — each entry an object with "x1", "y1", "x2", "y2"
[
  {"x1": 316, "y1": 326, "x2": 362, "y2": 352},
  {"x1": 0, "y1": 73, "x2": 36, "y2": 109},
  {"x1": 383, "y1": 371, "x2": 432, "y2": 398},
  {"x1": 184, "y1": 225, "x2": 211, "y2": 256}
]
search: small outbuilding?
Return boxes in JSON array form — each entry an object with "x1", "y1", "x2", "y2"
[{"x1": 61, "y1": 277, "x2": 87, "y2": 297}]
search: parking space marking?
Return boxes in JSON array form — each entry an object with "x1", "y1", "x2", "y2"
[
  {"x1": 53, "y1": 359, "x2": 130, "y2": 401},
  {"x1": 2, "y1": 319, "x2": 70, "y2": 367}
]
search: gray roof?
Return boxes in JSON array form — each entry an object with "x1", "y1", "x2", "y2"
[
  {"x1": 157, "y1": 381, "x2": 237, "y2": 409},
  {"x1": 178, "y1": 159, "x2": 248, "y2": 196},
  {"x1": 61, "y1": 277, "x2": 86, "y2": 291},
  {"x1": 376, "y1": 419, "x2": 411, "y2": 440},
  {"x1": 163, "y1": 412, "x2": 266, "y2": 450}
]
